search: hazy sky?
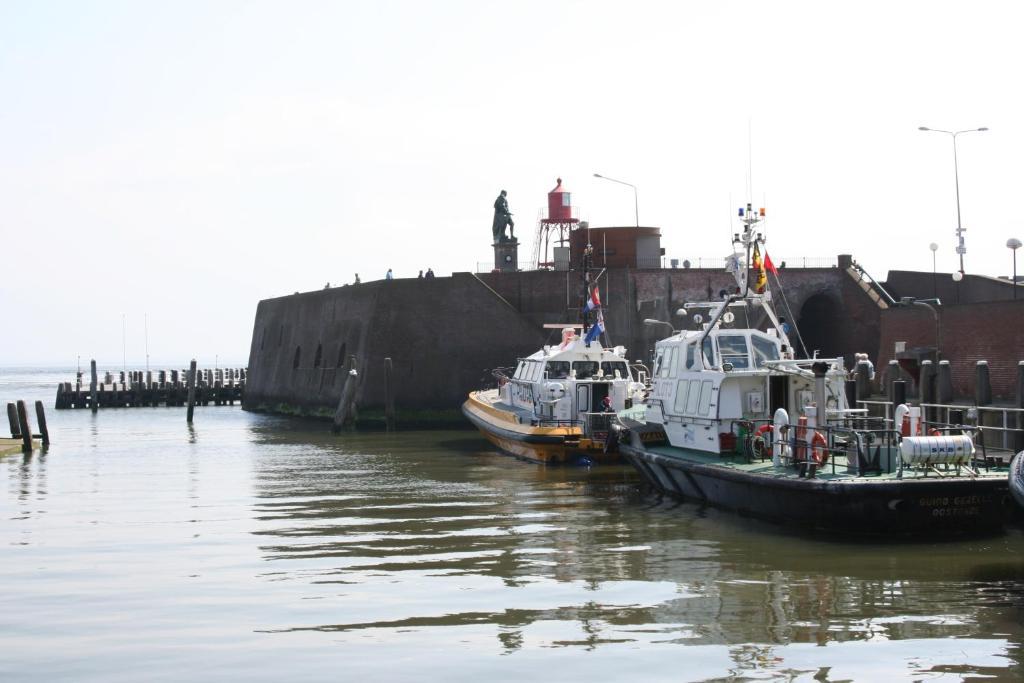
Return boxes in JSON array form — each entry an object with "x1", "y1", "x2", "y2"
[{"x1": 2, "y1": 1, "x2": 1022, "y2": 366}]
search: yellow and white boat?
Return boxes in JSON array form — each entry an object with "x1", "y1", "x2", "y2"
[{"x1": 462, "y1": 328, "x2": 646, "y2": 464}]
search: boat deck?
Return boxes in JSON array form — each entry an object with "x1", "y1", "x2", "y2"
[{"x1": 633, "y1": 442, "x2": 1009, "y2": 482}]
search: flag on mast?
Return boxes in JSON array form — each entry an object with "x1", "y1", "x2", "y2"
[
  {"x1": 752, "y1": 243, "x2": 767, "y2": 293},
  {"x1": 764, "y1": 251, "x2": 778, "y2": 276}
]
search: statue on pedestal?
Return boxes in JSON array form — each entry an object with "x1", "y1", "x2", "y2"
[{"x1": 492, "y1": 190, "x2": 515, "y2": 243}]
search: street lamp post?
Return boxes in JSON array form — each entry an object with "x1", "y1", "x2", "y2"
[
  {"x1": 1009, "y1": 238, "x2": 1022, "y2": 300},
  {"x1": 929, "y1": 242, "x2": 938, "y2": 300},
  {"x1": 918, "y1": 126, "x2": 989, "y2": 277},
  {"x1": 593, "y1": 173, "x2": 639, "y2": 227}
]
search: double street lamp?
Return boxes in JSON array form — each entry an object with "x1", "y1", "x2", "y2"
[
  {"x1": 593, "y1": 173, "x2": 639, "y2": 227},
  {"x1": 918, "y1": 126, "x2": 989, "y2": 277}
]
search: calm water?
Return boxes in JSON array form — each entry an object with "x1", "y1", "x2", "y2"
[{"x1": 2, "y1": 369, "x2": 1024, "y2": 682}]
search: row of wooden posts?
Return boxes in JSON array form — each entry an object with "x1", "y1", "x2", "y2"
[
  {"x1": 6, "y1": 400, "x2": 50, "y2": 452},
  {"x1": 56, "y1": 360, "x2": 245, "y2": 415},
  {"x1": 331, "y1": 355, "x2": 397, "y2": 432},
  {"x1": 851, "y1": 358, "x2": 1024, "y2": 409}
]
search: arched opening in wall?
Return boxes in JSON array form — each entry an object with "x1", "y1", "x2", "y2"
[
  {"x1": 314, "y1": 343, "x2": 322, "y2": 368},
  {"x1": 293, "y1": 346, "x2": 301, "y2": 370},
  {"x1": 796, "y1": 294, "x2": 842, "y2": 359},
  {"x1": 337, "y1": 342, "x2": 347, "y2": 369}
]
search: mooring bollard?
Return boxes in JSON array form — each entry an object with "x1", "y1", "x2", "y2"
[
  {"x1": 7, "y1": 402, "x2": 20, "y2": 439},
  {"x1": 186, "y1": 359, "x2": 197, "y2": 423},
  {"x1": 16, "y1": 401, "x2": 32, "y2": 452},
  {"x1": 34, "y1": 401, "x2": 50, "y2": 446},
  {"x1": 90, "y1": 359, "x2": 98, "y2": 414},
  {"x1": 333, "y1": 355, "x2": 359, "y2": 432},
  {"x1": 937, "y1": 360, "x2": 953, "y2": 405},
  {"x1": 975, "y1": 360, "x2": 992, "y2": 406},
  {"x1": 384, "y1": 357, "x2": 395, "y2": 432}
]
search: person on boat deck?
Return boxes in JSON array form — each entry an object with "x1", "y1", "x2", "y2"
[
  {"x1": 601, "y1": 395, "x2": 613, "y2": 412},
  {"x1": 386, "y1": 268, "x2": 393, "y2": 280}
]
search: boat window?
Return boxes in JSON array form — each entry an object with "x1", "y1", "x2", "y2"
[
  {"x1": 573, "y1": 361, "x2": 599, "y2": 379},
  {"x1": 674, "y1": 380, "x2": 689, "y2": 412},
  {"x1": 652, "y1": 348, "x2": 664, "y2": 376},
  {"x1": 702, "y1": 337, "x2": 715, "y2": 367},
  {"x1": 531, "y1": 361, "x2": 543, "y2": 382},
  {"x1": 698, "y1": 380, "x2": 714, "y2": 415},
  {"x1": 752, "y1": 336, "x2": 780, "y2": 368},
  {"x1": 546, "y1": 361, "x2": 570, "y2": 379},
  {"x1": 601, "y1": 361, "x2": 628, "y2": 379},
  {"x1": 658, "y1": 347, "x2": 675, "y2": 378},
  {"x1": 718, "y1": 335, "x2": 750, "y2": 369},
  {"x1": 515, "y1": 361, "x2": 525, "y2": 379},
  {"x1": 685, "y1": 379, "x2": 701, "y2": 414},
  {"x1": 685, "y1": 344, "x2": 696, "y2": 370}
]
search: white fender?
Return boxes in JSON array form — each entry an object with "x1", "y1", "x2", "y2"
[
  {"x1": 1010, "y1": 450, "x2": 1024, "y2": 511},
  {"x1": 772, "y1": 408, "x2": 789, "y2": 467}
]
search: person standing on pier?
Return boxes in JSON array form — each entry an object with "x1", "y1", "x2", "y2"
[{"x1": 386, "y1": 268, "x2": 393, "y2": 280}]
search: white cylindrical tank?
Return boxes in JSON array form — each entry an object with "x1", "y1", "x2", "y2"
[{"x1": 899, "y1": 435, "x2": 974, "y2": 466}]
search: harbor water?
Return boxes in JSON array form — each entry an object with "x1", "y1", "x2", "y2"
[{"x1": 2, "y1": 369, "x2": 1023, "y2": 681}]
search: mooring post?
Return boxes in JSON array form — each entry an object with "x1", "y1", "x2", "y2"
[
  {"x1": 186, "y1": 359, "x2": 197, "y2": 423},
  {"x1": 16, "y1": 401, "x2": 32, "y2": 452},
  {"x1": 855, "y1": 361, "x2": 871, "y2": 404},
  {"x1": 384, "y1": 357, "x2": 395, "y2": 432},
  {"x1": 7, "y1": 403, "x2": 21, "y2": 439},
  {"x1": 90, "y1": 359, "x2": 98, "y2": 413},
  {"x1": 332, "y1": 355, "x2": 359, "y2": 432},
  {"x1": 937, "y1": 360, "x2": 953, "y2": 405},
  {"x1": 920, "y1": 360, "x2": 935, "y2": 427},
  {"x1": 975, "y1": 360, "x2": 992, "y2": 406},
  {"x1": 34, "y1": 401, "x2": 50, "y2": 446}
]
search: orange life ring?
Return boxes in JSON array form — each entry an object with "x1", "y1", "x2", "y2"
[
  {"x1": 809, "y1": 431, "x2": 829, "y2": 465},
  {"x1": 756, "y1": 424, "x2": 773, "y2": 437}
]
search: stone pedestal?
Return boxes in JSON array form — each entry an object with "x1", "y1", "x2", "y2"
[{"x1": 493, "y1": 239, "x2": 519, "y2": 273}]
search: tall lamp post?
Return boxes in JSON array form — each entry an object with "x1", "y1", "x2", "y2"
[
  {"x1": 918, "y1": 126, "x2": 988, "y2": 277},
  {"x1": 593, "y1": 173, "x2": 639, "y2": 227},
  {"x1": 1009, "y1": 238, "x2": 1022, "y2": 300},
  {"x1": 929, "y1": 242, "x2": 938, "y2": 300}
]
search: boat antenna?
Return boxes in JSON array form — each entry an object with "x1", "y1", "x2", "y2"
[{"x1": 747, "y1": 118, "x2": 754, "y2": 205}]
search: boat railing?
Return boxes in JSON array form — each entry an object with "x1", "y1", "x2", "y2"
[
  {"x1": 733, "y1": 419, "x2": 995, "y2": 479},
  {"x1": 857, "y1": 399, "x2": 1023, "y2": 459}
]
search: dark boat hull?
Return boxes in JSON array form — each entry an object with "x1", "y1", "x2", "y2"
[{"x1": 621, "y1": 440, "x2": 1016, "y2": 537}]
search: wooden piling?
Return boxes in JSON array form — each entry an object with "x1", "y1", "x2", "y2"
[
  {"x1": 855, "y1": 361, "x2": 871, "y2": 403},
  {"x1": 936, "y1": 360, "x2": 953, "y2": 405},
  {"x1": 332, "y1": 355, "x2": 359, "y2": 432},
  {"x1": 384, "y1": 357, "x2": 395, "y2": 432},
  {"x1": 16, "y1": 401, "x2": 32, "y2": 452},
  {"x1": 920, "y1": 359, "x2": 935, "y2": 425},
  {"x1": 975, "y1": 360, "x2": 992, "y2": 406},
  {"x1": 90, "y1": 359, "x2": 98, "y2": 414},
  {"x1": 186, "y1": 359, "x2": 197, "y2": 423},
  {"x1": 7, "y1": 402, "x2": 20, "y2": 438},
  {"x1": 34, "y1": 401, "x2": 50, "y2": 446}
]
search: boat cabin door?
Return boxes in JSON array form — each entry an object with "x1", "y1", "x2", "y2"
[
  {"x1": 575, "y1": 384, "x2": 590, "y2": 420},
  {"x1": 769, "y1": 375, "x2": 789, "y2": 414}
]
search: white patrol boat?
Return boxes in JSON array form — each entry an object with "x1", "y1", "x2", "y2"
[
  {"x1": 618, "y1": 203, "x2": 1022, "y2": 537},
  {"x1": 463, "y1": 328, "x2": 644, "y2": 464},
  {"x1": 463, "y1": 244, "x2": 646, "y2": 465}
]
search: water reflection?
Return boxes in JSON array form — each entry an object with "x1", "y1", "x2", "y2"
[{"x1": 246, "y1": 426, "x2": 1024, "y2": 678}]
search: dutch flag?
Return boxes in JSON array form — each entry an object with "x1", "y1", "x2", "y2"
[{"x1": 584, "y1": 286, "x2": 601, "y2": 312}]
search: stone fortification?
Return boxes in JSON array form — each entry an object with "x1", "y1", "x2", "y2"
[{"x1": 244, "y1": 260, "x2": 892, "y2": 421}]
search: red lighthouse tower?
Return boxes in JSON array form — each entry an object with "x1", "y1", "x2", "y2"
[{"x1": 532, "y1": 178, "x2": 580, "y2": 270}]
